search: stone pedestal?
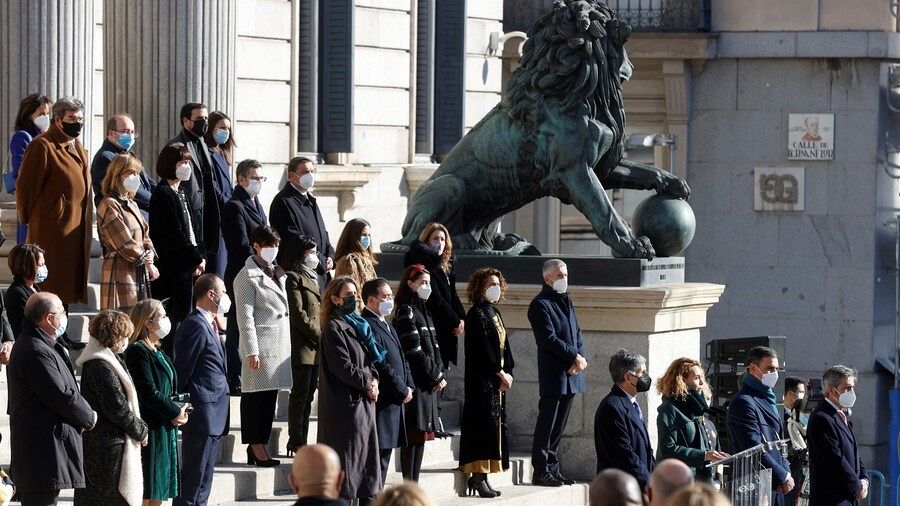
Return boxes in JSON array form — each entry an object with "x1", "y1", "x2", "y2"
[
  {"x1": 103, "y1": 0, "x2": 236, "y2": 175},
  {"x1": 0, "y1": 0, "x2": 97, "y2": 190},
  {"x1": 442, "y1": 282, "x2": 726, "y2": 481}
]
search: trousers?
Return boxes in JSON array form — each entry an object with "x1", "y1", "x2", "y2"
[{"x1": 531, "y1": 394, "x2": 575, "y2": 476}]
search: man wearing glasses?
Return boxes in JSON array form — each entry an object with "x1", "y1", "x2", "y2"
[
  {"x1": 221, "y1": 158, "x2": 269, "y2": 394},
  {"x1": 90, "y1": 113, "x2": 156, "y2": 219}
]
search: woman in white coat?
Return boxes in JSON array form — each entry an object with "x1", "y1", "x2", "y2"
[{"x1": 234, "y1": 225, "x2": 292, "y2": 467}]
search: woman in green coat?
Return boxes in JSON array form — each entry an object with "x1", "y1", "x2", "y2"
[
  {"x1": 125, "y1": 299, "x2": 190, "y2": 505},
  {"x1": 656, "y1": 357, "x2": 729, "y2": 482}
]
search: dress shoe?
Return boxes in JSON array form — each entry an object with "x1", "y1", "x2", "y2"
[
  {"x1": 246, "y1": 446, "x2": 280, "y2": 467},
  {"x1": 532, "y1": 471, "x2": 563, "y2": 487},
  {"x1": 554, "y1": 473, "x2": 576, "y2": 485}
]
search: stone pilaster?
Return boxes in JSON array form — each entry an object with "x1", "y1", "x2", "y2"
[
  {"x1": 103, "y1": 0, "x2": 236, "y2": 174},
  {"x1": 0, "y1": 0, "x2": 96, "y2": 184}
]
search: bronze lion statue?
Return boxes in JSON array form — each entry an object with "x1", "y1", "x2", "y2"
[{"x1": 392, "y1": 0, "x2": 690, "y2": 258}]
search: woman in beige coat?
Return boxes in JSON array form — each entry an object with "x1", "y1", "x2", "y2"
[
  {"x1": 97, "y1": 154, "x2": 159, "y2": 311},
  {"x1": 234, "y1": 225, "x2": 292, "y2": 466},
  {"x1": 334, "y1": 218, "x2": 378, "y2": 292}
]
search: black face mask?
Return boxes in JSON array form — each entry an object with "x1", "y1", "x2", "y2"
[
  {"x1": 189, "y1": 118, "x2": 208, "y2": 137},
  {"x1": 633, "y1": 371, "x2": 652, "y2": 393},
  {"x1": 61, "y1": 121, "x2": 83, "y2": 138}
]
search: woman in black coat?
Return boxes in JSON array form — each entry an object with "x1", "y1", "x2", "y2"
[
  {"x1": 402, "y1": 222, "x2": 465, "y2": 368},
  {"x1": 458, "y1": 268, "x2": 515, "y2": 498},
  {"x1": 149, "y1": 143, "x2": 206, "y2": 353},
  {"x1": 75, "y1": 310, "x2": 149, "y2": 506},
  {"x1": 5, "y1": 242, "x2": 46, "y2": 339},
  {"x1": 392, "y1": 264, "x2": 446, "y2": 482}
]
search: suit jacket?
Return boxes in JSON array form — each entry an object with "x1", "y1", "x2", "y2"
[
  {"x1": 166, "y1": 130, "x2": 219, "y2": 255},
  {"x1": 727, "y1": 381, "x2": 791, "y2": 502},
  {"x1": 149, "y1": 184, "x2": 205, "y2": 287},
  {"x1": 4, "y1": 277, "x2": 36, "y2": 339},
  {"x1": 7, "y1": 321, "x2": 96, "y2": 492},
  {"x1": 173, "y1": 308, "x2": 229, "y2": 436},
  {"x1": 362, "y1": 308, "x2": 413, "y2": 450},
  {"x1": 269, "y1": 184, "x2": 334, "y2": 286},
  {"x1": 808, "y1": 401, "x2": 867, "y2": 505},
  {"x1": 595, "y1": 386, "x2": 656, "y2": 489},
  {"x1": 527, "y1": 286, "x2": 586, "y2": 396},
  {"x1": 222, "y1": 184, "x2": 267, "y2": 288},
  {"x1": 90, "y1": 138, "x2": 155, "y2": 216}
]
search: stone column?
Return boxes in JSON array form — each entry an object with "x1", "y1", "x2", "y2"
[
  {"x1": 0, "y1": 0, "x2": 96, "y2": 182},
  {"x1": 103, "y1": 0, "x2": 236, "y2": 174}
]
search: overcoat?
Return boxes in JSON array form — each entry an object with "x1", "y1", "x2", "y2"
[
  {"x1": 286, "y1": 268, "x2": 321, "y2": 366},
  {"x1": 4, "y1": 276, "x2": 36, "y2": 338},
  {"x1": 595, "y1": 385, "x2": 657, "y2": 489},
  {"x1": 234, "y1": 256, "x2": 293, "y2": 392},
  {"x1": 403, "y1": 240, "x2": 465, "y2": 366},
  {"x1": 16, "y1": 124, "x2": 92, "y2": 303},
  {"x1": 269, "y1": 185, "x2": 335, "y2": 290},
  {"x1": 97, "y1": 194, "x2": 155, "y2": 310},
  {"x1": 656, "y1": 392, "x2": 716, "y2": 481},
  {"x1": 316, "y1": 318, "x2": 381, "y2": 499},
  {"x1": 334, "y1": 252, "x2": 377, "y2": 294},
  {"x1": 527, "y1": 286, "x2": 587, "y2": 396},
  {"x1": 362, "y1": 307, "x2": 413, "y2": 450},
  {"x1": 7, "y1": 321, "x2": 96, "y2": 493},
  {"x1": 808, "y1": 401, "x2": 868, "y2": 506},
  {"x1": 222, "y1": 184, "x2": 267, "y2": 290},
  {"x1": 392, "y1": 301, "x2": 444, "y2": 433}
]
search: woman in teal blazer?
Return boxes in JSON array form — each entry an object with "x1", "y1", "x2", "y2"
[
  {"x1": 125, "y1": 299, "x2": 190, "y2": 505},
  {"x1": 656, "y1": 357, "x2": 728, "y2": 482}
]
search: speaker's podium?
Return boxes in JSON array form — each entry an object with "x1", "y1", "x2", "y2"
[{"x1": 711, "y1": 439, "x2": 790, "y2": 506}]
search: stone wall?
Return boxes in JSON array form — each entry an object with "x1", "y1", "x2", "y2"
[{"x1": 685, "y1": 57, "x2": 889, "y2": 467}]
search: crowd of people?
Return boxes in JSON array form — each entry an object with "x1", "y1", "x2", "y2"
[{"x1": 0, "y1": 91, "x2": 869, "y2": 506}]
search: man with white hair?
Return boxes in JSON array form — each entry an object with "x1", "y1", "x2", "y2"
[
  {"x1": 807, "y1": 365, "x2": 868, "y2": 505},
  {"x1": 528, "y1": 259, "x2": 588, "y2": 486}
]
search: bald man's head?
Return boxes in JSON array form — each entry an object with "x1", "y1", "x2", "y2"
[
  {"x1": 590, "y1": 469, "x2": 643, "y2": 506},
  {"x1": 289, "y1": 444, "x2": 344, "y2": 499},
  {"x1": 25, "y1": 292, "x2": 63, "y2": 337},
  {"x1": 648, "y1": 459, "x2": 694, "y2": 506}
]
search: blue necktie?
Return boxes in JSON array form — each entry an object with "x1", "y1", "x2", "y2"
[{"x1": 633, "y1": 401, "x2": 643, "y2": 421}]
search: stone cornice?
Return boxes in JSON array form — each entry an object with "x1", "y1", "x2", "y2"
[{"x1": 314, "y1": 165, "x2": 382, "y2": 221}]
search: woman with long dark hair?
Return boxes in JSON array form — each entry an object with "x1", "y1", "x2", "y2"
[
  {"x1": 8, "y1": 93, "x2": 52, "y2": 243},
  {"x1": 392, "y1": 264, "x2": 446, "y2": 482},
  {"x1": 202, "y1": 111, "x2": 235, "y2": 278},
  {"x1": 334, "y1": 217, "x2": 378, "y2": 291},
  {"x1": 458, "y1": 267, "x2": 515, "y2": 498}
]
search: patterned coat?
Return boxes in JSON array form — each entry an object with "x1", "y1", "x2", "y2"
[
  {"x1": 334, "y1": 252, "x2": 377, "y2": 293},
  {"x1": 98, "y1": 194, "x2": 155, "y2": 310},
  {"x1": 234, "y1": 255, "x2": 292, "y2": 392}
]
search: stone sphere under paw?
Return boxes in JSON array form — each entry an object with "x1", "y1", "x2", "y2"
[{"x1": 632, "y1": 194, "x2": 696, "y2": 257}]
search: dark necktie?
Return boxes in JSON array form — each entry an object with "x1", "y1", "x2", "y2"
[{"x1": 838, "y1": 410, "x2": 848, "y2": 425}]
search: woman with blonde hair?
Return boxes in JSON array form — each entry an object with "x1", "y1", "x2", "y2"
[
  {"x1": 667, "y1": 483, "x2": 732, "y2": 506},
  {"x1": 656, "y1": 357, "x2": 728, "y2": 482},
  {"x1": 124, "y1": 299, "x2": 188, "y2": 505},
  {"x1": 373, "y1": 483, "x2": 434, "y2": 506},
  {"x1": 98, "y1": 153, "x2": 158, "y2": 311},
  {"x1": 334, "y1": 218, "x2": 378, "y2": 290}
]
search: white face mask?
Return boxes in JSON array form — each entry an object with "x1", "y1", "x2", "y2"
[
  {"x1": 260, "y1": 246, "x2": 278, "y2": 264},
  {"x1": 298, "y1": 172, "x2": 315, "y2": 190},
  {"x1": 53, "y1": 314, "x2": 68, "y2": 338},
  {"x1": 303, "y1": 253, "x2": 319, "y2": 270},
  {"x1": 485, "y1": 284, "x2": 501, "y2": 303},
  {"x1": 116, "y1": 340, "x2": 129, "y2": 354},
  {"x1": 378, "y1": 299, "x2": 394, "y2": 317},
  {"x1": 838, "y1": 388, "x2": 857, "y2": 409},
  {"x1": 214, "y1": 293, "x2": 231, "y2": 315},
  {"x1": 761, "y1": 370, "x2": 779, "y2": 388},
  {"x1": 33, "y1": 114, "x2": 51, "y2": 131},
  {"x1": 175, "y1": 163, "x2": 192, "y2": 181},
  {"x1": 430, "y1": 240, "x2": 445, "y2": 255},
  {"x1": 246, "y1": 178, "x2": 262, "y2": 197},
  {"x1": 416, "y1": 283, "x2": 432, "y2": 301},
  {"x1": 552, "y1": 277, "x2": 568, "y2": 294},
  {"x1": 123, "y1": 173, "x2": 141, "y2": 192},
  {"x1": 153, "y1": 317, "x2": 171, "y2": 340}
]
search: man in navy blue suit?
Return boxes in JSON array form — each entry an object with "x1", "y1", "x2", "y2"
[
  {"x1": 807, "y1": 365, "x2": 868, "y2": 505},
  {"x1": 594, "y1": 349, "x2": 656, "y2": 490},
  {"x1": 528, "y1": 259, "x2": 587, "y2": 487},
  {"x1": 222, "y1": 159, "x2": 269, "y2": 393},
  {"x1": 360, "y1": 278, "x2": 414, "y2": 483},
  {"x1": 173, "y1": 274, "x2": 231, "y2": 506},
  {"x1": 727, "y1": 346, "x2": 794, "y2": 506}
]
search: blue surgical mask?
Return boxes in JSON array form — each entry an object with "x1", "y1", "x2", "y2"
[
  {"x1": 360, "y1": 235, "x2": 371, "y2": 249},
  {"x1": 36, "y1": 265, "x2": 48, "y2": 283},
  {"x1": 118, "y1": 133, "x2": 135, "y2": 150},
  {"x1": 213, "y1": 128, "x2": 230, "y2": 145},
  {"x1": 799, "y1": 413, "x2": 810, "y2": 427}
]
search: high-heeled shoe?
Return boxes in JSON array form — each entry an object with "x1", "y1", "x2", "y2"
[
  {"x1": 484, "y1": 476, "x2": 502, "y2": 497},
  {"x1": 467, "y1": 476, "x2": 499, "y2": 498},
  {"x1": 246, "y1": 446, "x2": 281, "y2": 467}
]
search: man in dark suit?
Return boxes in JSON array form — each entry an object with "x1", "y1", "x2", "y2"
[
  {"x1": 221, "y1": 158, "x2": 269, "y2": 393},
  {"x1": 807, "y1": 365, "x2": 868, "y2": 505},
  {"x1": 269, "y1": 156, "x2": 334, "y2": 290},
  {"x1": 361, "y1": 278, "x2": 414, "y2": 482},
  {"x1": 173, "y1": 274, "x2": 231, "y2": 506},
  {"x1": 8, "y1": 292, "x2": 96, "y2": 505},
  {"x1": 727, "y1": 346, "x2": 794, "y2": 505},
  {"x1": 91, "y1": 114, "x2": 155, "y2": 219},
  {"x1": 289, "y1": 444, "x2": 348, "y2": 506},
  {"x1": 595, "y1": 349, "x2": 657, "y2": 489},
  {"x1": 167, "y1": 103, "x2": 223, "y2": 275},
  {"x1": 527, "y1": 259, "x2": 587, "y2": 487}
]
